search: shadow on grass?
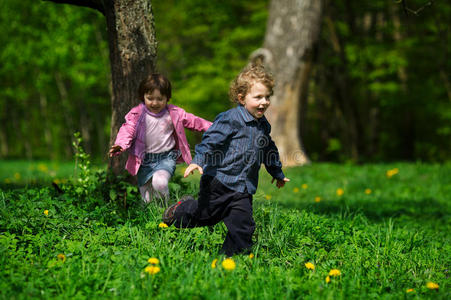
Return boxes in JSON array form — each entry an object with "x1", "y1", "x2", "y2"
[{"x1": 277, "y1": 196, "x2": 450, "y2": 225}]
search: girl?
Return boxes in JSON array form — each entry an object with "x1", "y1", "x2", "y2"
[{"x1": 109, "y1": 74, "x2": 212, "y2": 204}]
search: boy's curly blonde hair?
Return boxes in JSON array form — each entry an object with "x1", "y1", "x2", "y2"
[{"x1": 229, "y1": 64, "x2": 275, "y2": 104}]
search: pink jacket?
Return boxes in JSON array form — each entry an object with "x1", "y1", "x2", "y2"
[{"x1": 113, "y1": 103, "x2": 212, "y2": 175}]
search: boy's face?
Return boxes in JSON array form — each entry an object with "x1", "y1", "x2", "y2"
[
  {"x1": 144, "y1": 89, "x2": 168, "y2": 114},
  {"x1": 238, "y1": 82, "x2": 271, "y2": 119}
]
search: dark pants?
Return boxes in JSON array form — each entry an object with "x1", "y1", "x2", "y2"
[{"x1": 174, "y1": 175, "x2": 255, "y2": 256}]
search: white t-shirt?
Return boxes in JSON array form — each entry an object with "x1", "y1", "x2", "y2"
[{"x1": 144, "y1": 110, "x2": 176, "y2": 153}]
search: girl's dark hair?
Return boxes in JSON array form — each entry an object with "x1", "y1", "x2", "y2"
[{"x1": 138, "y1": 73, "x2": 172, "y2": 101}]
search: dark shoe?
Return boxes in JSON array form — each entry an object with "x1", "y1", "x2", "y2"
[
  {"x1": 162, "y1": 195, "x2": 194, "y2": 226},
  {"x1": 179, "y1": 194, "x2": 195, "y2": 202}
]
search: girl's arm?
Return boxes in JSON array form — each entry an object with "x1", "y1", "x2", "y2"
[
  {"x1": 113, "y1": 106, "x2": 141, "y2": 151},
  {"x1": 181, "y1": 110, "x2": 212, "y2": 132},
  {"x1": 109, "y1": 145, "x2": 124, "y2": 157}
]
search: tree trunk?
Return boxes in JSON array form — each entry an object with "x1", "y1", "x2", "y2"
[
  {"x1": 251, "y1": 0, "x2": 323, "y2": 166},
  {"x1": 104, "y1": 0, "x2": 157, "y2": 174},
  {"x1": 45, "y1": 0, "x2": 157, "y2": 174}
]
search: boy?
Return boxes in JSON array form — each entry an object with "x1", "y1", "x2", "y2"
[{"x1": 163, "y1": 64, "x2": 289, "y2": 256}]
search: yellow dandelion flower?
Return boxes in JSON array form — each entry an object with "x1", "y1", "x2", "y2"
[
  {"x1": 158, "y1": 222, "x2": 168, "y2": 228},
  {"x1": 44, "y1": 210, "x2": 49, "y2": 216},
  {"x1": 14, "y1": 173, "x2": 21, "y2": 180},
  {"x1": 365, "y1": 188, "x2": 372, "y2": 194},
  {"x1": 222, "y1": 258, "x2": 236, "y2": 271},
  {"x1": 265, "y1": 195, "x2": 272, "y2": 200},
  {"x1": 293, "y1": 187, "x2": 299, "y2": 193},
  {"x1": 305, "y1": 262, "x2": 315, "y2": 270},
  {"x1": 386, "y1": 168, "x2": 399, "y2": 178},
  {"x1": 38, "y1": 163, "x2": 48, "y2": 173},
  {"x1": 249, "y1": 253, "x2": 254, "y2": 259},
  {"x1": 211, "y1": 259, "x2": 218, "y2": 269},
  {"x1": 57, "y1": 254, "x2": 66, "y2": 262},
  {"x1": 147, "y1": 257, "x2": 159, "y2": 265},
  {"x1": 336, "y1": 188, "x2": 344, "y2": 196},
  {"x1": 329, "y1": 269, "x2": 341, "y2": 276},
  {"x1": 144, "y1": 265, "x2": 160, "y2": 275},
  {"x1": 4, "y1": 178, "x2": 11, "y2": 184},
  {"x1": 325, "y1": 276, "x2": 330, "y2": 283},
  {"x1": 426, "y1": 282, "x2": 439, "y2": 290},
  {"x1": 302, "y1": 184, "x2": 308, "y2": 189},
  {"x1": 406, "y1": 288, "x2": 415, "y2": 293},
  {"x1": 314, "y1": 196, "x2": 321, "y2": 203}
]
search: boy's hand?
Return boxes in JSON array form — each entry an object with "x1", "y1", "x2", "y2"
[
  {"x1": 271, "y1": 177, "x2": 290, "y2": 188},
  {"x1": 109, "y1": 145, "x2": 123, "y2": 157},
  {"x1": 184, "y1": 163, "x2": 203, "y2": 178}
]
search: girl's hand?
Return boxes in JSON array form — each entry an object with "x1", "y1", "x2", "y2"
[
  {"x1": 271, "y1": 177, "x2": 290, "y2": 188},
  {"x1": 184, "y1": 163, "x2": 203, "y2": 178},
  {"x1": 109, "y1": 145, "x2": 123, "y2": 157}
]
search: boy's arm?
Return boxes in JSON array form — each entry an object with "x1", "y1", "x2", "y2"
[
  {"x1": 263, "y1": 132, "x2": 286, "y2": 181},
  {"x1": 191, "y1": 113, "x2": 235, "y2": 169},
  {"x1": 264, "y1": 140, "x2": 290, "y2": 188},
  {"x1": 181, "y1": 110, "x2": 212, "y2": 132}
]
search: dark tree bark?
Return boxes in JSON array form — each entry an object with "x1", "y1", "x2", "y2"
[
  {"x1": 45, "y1": 0, "x2": 157, "y2": 174},
  {"x1": 250, "y1": 0, "x2": 323, "y2": 166}
]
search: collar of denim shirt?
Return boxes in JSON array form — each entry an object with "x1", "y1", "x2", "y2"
[{"x1": 237, "y1": 105, "x2": 268, "y2": 125}]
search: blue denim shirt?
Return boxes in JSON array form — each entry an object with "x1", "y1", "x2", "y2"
[{"x1": 192, "y1": 105, "x2": 285, "y2": 194}]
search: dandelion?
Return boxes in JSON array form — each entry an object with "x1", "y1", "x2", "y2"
[
  {"x1": 158, "y1": 223, "x2": 168, "y2": 228},
  {"x1": 386, "y1": 168, "x2": 399, "y2": 178},
  {"x1": 325, "y1": 276, "x2": 330, "y2": 283},
  {"x1": 4, "y1": 178, "x2": 11, "y2": 184},
  {"x1": 144, "y1": 265, "x2": 160, "y2": 275},
  {"x1": 302, "y1": 184, "x2": 308, "y2": 189},
  {"x1": 365, "y1": 188, "x2": 372, "y2": 195},
  {"x1": 38, "y1": 163, "x2": 48, "y2": 173},
  {"x1": 426, "y1": 282, "x2": 439, "y2": 290},
  {"x1": 249, "y1": 253, "x2": 254, "y2": 259},
  {"x1": 147, "y1": 257, "x2": 159, "y2": 265},
  {"x1": 265, "y1": 195, "x2": 272, "y2": 200},
  {"x1": 222, "y1": 258, "x2": 236, "y2": 271},
  {"x1": 44, "y1": 210, "x2": 49, "y2": 216},
  {"x1": 211, "y1": 259, "x2": 218, "y2": 269},
  {"x1": 293, "y1": 187, "x2": 299, "y2": 193},
  {"x1": 57, "y1": 254, "x2": 66, "y2": 262},
  {"x1": 329, "y1": 269, "x2": 341, "y2": 276},
  {"x1": 314, "y1": 196, "x2": 321, "y2": 203},
  {"x1": 406, "y1": 288, "x2": 415, "y2": 293},
  {"x1": 14, "y1": 173, "x2": 21, "y2": 180},
  {"x1": 305, "y1": 262, "x2": 315, "y2": 270},
  {"x1": 336, "y1": 188, "x2": 344, "y2": 196}
]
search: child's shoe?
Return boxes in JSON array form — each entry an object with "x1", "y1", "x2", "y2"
[{"x1": 162, "y1": 195, "x2": 194, "y2": 225}]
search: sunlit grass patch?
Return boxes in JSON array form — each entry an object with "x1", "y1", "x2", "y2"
[{"x1": 0, "y1": 162, "x2": 449, "y2": 298}]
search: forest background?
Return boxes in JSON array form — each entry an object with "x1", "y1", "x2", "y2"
[{"x1": 0, "y1": 0, "x2": 450, "y2": 164}]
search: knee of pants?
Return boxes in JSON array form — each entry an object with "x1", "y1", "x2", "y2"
[{"x1": 227, "y1": 213, "x2": 255, "y2": 234}]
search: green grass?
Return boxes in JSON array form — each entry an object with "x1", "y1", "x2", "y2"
[{"x1": 0, "y1": 162, "x2": 450, "y2": 299}]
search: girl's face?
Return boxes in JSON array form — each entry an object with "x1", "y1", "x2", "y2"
[
  {"x1": 238, "y1": 82, "x2": 271, "y2": 119},
  {"x1": 144, "y1": 89, "x2": 168, "y2": 114}
]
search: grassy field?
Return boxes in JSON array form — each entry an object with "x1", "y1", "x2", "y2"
[{"x1": 0, "y1": 161, "x2": 450, "y2": 299}]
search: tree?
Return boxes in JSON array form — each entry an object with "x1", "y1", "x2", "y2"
[
  {"x1": 45, "y1": 0, "x2": 157, "y2": 174},
  {"x1": 250, "y1": 0, "x2": 323, "y2": 166}
]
